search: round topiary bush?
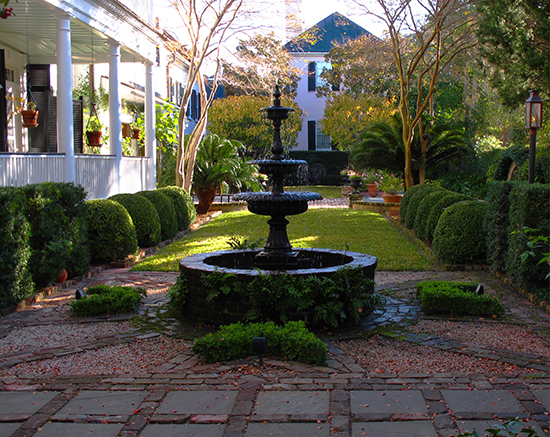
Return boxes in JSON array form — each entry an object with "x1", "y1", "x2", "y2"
[
  {"x1": 138, "y1": 190, "x2": 177, "y2": 241},
  {"x1": 109, "y1": 193, "x2": 161, "y2": 248},
  {"x1": 157, "y1": 186, "x2": 196, "y2": 231},
  {"x1": 432, "y1": 200, "x2": 488, "y2": 265},
  {"x1": 404, "y1": 184, "x2": 443, "y2": 229},
  {"x1": 86, "y1": 199, "x2": 138, "y2": 264},
  {"x1": 413, "y1": 189, "x2": 451, "y2": 241},
  {"x1": 425, "y1": 192, "x2": 468, "y2": 243},
  {"x1": 399, "y1": 184, "x2": 424, "y2": 224}
]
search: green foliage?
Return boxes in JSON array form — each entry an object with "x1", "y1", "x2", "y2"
[
  {"x1": 70, "y1": 284, "x2": 145, "y2": 317},
  {"x1": 109, "y1": 193, "x2": 161, "y2": 248},
  {"x1": 484, "y1": 181, "x2": 514, "y2": 272},
  {"x1": 433, "y1": 200, "x2": 488, "y2": 265},
  {"x1": 22, "y1": 183, "x2": 89, "y2": 287},
  {"x1": 193, "y1": 266, "x2": 380, "y2": 328},
  {"x1": 494, "y1": 144, "x2": 529, "y2": 181},
  {"x1": 287, "y1": 151, "x2": 350, "y2": 185},
  {"x1": 137, "y1": 190, "x2": 178, "y2": 241},
  {"x1": 425, "y1": 192, "x2": 469, "y2": 243},
  {"x1": 399, "y1": 184, "x2": 425, "y2": 224},
  {"x1": 73, "y1": 70, "x2": 109, "y2": 112},
  {"x1": 192, "y1": 321, "x2": 327, "y2": 365},
  {"x1": 413, "y1": 189, "x2": 451, "y2": 241},
  {"x1": 506, "y1": 183, "x2": 550, "y2": 296},
  {"x1": 404, "y1": 185, "x2": 443, "y2": 229},
  {"x1": 86, "y1": 199, "x2": 138, "y2": 264},
  {"x1": 157, "y1": 186, "x2": 196, "y2": 231},
  {"x1": 0, "y1": 188, "x2": 33, "y2": 309},
  {"x1": 226, "y1": 236, "x2": 264, "y2": 250},
  {"x1": 457, "y1": 418, "x2": 538, "y2": 437},
  {"x1": 417, "y1": 281, "x2": 505, "y2": 317}
]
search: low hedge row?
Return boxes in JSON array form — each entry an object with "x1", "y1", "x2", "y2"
[
  {"x1": 417, "y1": 281, "x2": 505, "y2": 317},
  {"x1": 192, "y1": 321, "x2": 327, "y2": 365},
  {"x1": 70, "y1": 284, "x2": 146, "y2": 317}
]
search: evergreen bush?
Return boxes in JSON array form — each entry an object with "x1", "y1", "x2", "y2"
[
  {"x1": 413, "y1": 189, "x2": 451, "y2": 241},
  {"x1": 71, "y1": 284, "x2": 145, "y2": 317},
  {"x1": 86, "y1": 199, "x2": 138, "y2": 264},
  {"x1": 109, "y1": 193, "x2": 161, "y2": 248},
  {"x1": 425, "y1": 192, "x2": 468, "y2": 243},
  {"x1": 138, "y1": 190, "x2": 178, "y2": 240},
  {"x1": 22, "y1": 182, "x2": 89, "y2": 287},
  {"x1": 404, "y1": 184, "x2": 443, "y2": 229},
  {"x1": 157, "y1": 186, "x2": 196, "y2": 231},
  {"x1": 399, "y1": 184, "x2": 424, "y2": 224},
  {"x1": 0, "y1": 188, "x2": 33, "y2": 310},
  {"x1": 192, "y1": 321, "x2": 327, "y2": 365},
  {"x1": 433, "y1": 200, "x2": 487, "y2": 264},
  {"x1": 493, "y1": 144, "x2": 529, "y2": 181},
  {"x1": 484, "y1": 181, "x2": 514, "y2": 273}
]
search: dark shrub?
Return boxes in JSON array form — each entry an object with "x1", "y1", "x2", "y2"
[
  {"x1": 484, "y1": 181, "x2": 514, "y2": 272},
  {"x1": 506, "y1": 183, "x2": 549, "y2": 296},
  {"x1": 404, "y1": 184, "x2": 443, "y2": 229},
  {"x1": 157, "y1": 186, "x2": 196, "y2": 231},
  {"x1": 433, "y1": 200, "x2": 487, "y2": 264},
  {"x1": 71, "y1": 284, "x2": 145, "y2": 317},
  {"x1": 192, "y1": 321, "x2": 327, "y2": 365},
  {"x1": 22, "y1": 182, "x2": 89, "y2": 287},
  {"x1": 110, "y1": 193, "x2": 161, "y2": 248},
  {"x1": 138, "y1": 190, "x2": 177, "y2": 240},
  {"x1": 413, "y1": 189, "x2": 451, "y2": 241},
  {"x1": 86, "y1": 199, "x2": 138, "y2": 264},
  {"x1": 0, "y1": 188, "x2": 33, "y2": 310},
  {"x1": 425, "y1": 192, "x2": 469, "y2": 243},
  {"x1": 399, "y1": 184, "x2": 424, "y2": 224},
  {"x1": 493, "y1": 144, "x2": 529, "y2": 181}
]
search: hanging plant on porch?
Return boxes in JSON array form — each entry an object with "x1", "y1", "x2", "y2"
[
  {"x1": 21, "y1": 101, "x2": 39, "y2": 129},
  {"x1": 86, "y1": 115, "x2": 103, "y2": 150}
]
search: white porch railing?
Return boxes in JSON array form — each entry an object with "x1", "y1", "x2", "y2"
[
  {"x1": 0, "y1": 153, "x2": 152, "y2": 200},
  {"x1": 0, "y1": 153, "x2": 65, "y2": 186}
]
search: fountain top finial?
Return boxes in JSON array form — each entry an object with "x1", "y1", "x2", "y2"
[{"x1": 273, "y1": 84, "x2": 282, "y2": 107}]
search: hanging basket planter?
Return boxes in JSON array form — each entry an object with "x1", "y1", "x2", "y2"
[
  {"x1": 131, "y1": 128, "x2": 141, "y2": 139},
  {"x1": 86, "y1": 130, "x2": 103, "y2": 148},
  {"x1": 21, "y1": 109, "x2": 39, "y2": 128}
]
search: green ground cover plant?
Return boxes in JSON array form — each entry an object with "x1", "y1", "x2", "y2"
[
  {"x1": 285, "y1": 185, "x2": 342, "y2": 198},
  {"x1": 70, "y1": 284, "x2": 146, "y2": 317},
  {"x1": 192, "y1": 321, "x2": 327, "y2": 365},
  {"x1": 417, "y1": 281, "x2": 505, "y2": 317},
  {"x1": 133, "y1": 209, "x2": 435, "y2": 271}
]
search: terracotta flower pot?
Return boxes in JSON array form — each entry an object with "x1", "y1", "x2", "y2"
[
  {"x1": 131, "y1": 128, "x2": 141, "y2": 139},
  {"x1": 195, "y1": 185, "x2": 218, "y2": 214},
  {"x1": 56, "y1": 269, "x2": 68, "y2": 283},
  {"x1": 86, "y1": 130, "x2": 102, "y2": 148},
  {"x1": 366, "y1": 183, "x2": 379, "y2": 197},
  {"x1": 21, "y1": 109, "x2": 39, "y2": 128},
  {"x1": 382, "y1": 194, "x2": 403, "y2": 203}
]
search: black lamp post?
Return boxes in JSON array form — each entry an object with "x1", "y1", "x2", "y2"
[{"x1": 525, "y1": 90, "x2": 543, "y2": 184}]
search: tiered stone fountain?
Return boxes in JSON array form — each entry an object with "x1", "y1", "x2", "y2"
[{"x1": 178, "y1": 86, "x2": 377, "y2": 324}]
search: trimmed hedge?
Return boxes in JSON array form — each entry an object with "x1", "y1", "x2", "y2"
[
  {"x1": 484, "y1": 181, "x2": 514, "y2": 273},
  {"x1": 0, "y1": 188, "x2": 33, "y2": 310},
  {"x1": 399, "y1": 184, "x2": 425, "y2": 224},
  {"x1": 22, "y1": 182, "x2": 89, "y2": 287},
  {"x1": 433, "y1": 200, "x2": 487, "y2": 265},
  {"x1": 157, "y1": 186, "x2": 196, "y2": 231},
  {"x1": 417, "y1": 281, "x2": 505, "y2": 317},
  {"x1": 425, "y1": 192, "x2": 468, "y2": 243},
  {"x1": 71, "y1": 284, "x2": 145, "y2": 317},
  {"x1": 403, "y1": 184, "x2": 442, "y2": 229},
  {"x1": 413, "y1": 189, "x2": 451, "y2": 241},
  {"x1": 110, "y1": 193, "x2": 161, "y2": 248},
  {"x1": 494, "y1": 144, "x2": 529, "y2": 181},
  {"x1": 192, "y1": 321, "x2": 327, "y2": 365},
  {"x1": 138, "y1": 190, "x2": 178, "y2": 240},
  {"x1": 505, "y1": 183, "x2": 550, "y2": 295},
  {"x1": 86, "y1": 199, "x2": 138, "y2": 264}
]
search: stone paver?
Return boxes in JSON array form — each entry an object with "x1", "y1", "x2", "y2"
[
  {"x1": 53, "y1": 390, "x2": 147, "y2": 417},
  {"x1": 442, "y1": 389, "x2": 524, "y2": 418},
  {"x1": 350, "y1": 390, "x2": 429, "y2": 416},
  {"x1": 352, "y1": 421, "x2": 438, "y2": 437},
  {"x1": 245, "y1": 422, "x2": 330, "y2": 436},
  {"x1": 140, "y1": 423, "x2": 226, "y2": 436},
  {"x1": 253, "y1": 391, "x2": 329, "y2": 416},
  {"x1": 34, "y1": 422, "x2": 124, "y2": 436},
  {"x1": 0, "y1": 391, "x2": 59, "y2": 416},
  {"x1": 156, "y1": 391, "x2": 237, "y2": 415}
]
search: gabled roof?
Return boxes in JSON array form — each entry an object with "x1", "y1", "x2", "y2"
[{"x1": 284, "y1": 12, "x2": 373, "y2": 53}]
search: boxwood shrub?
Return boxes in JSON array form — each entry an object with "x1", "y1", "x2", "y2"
[
  {"x1": 413, "y1": 189, "x2": 451, "y2": 241},
  {"x1": 70, "y1": 284, "x2": 145, "y2": 317},
  {"x1": 432, "y1": 200, "x2": 487, "y2": 265},
  {"x1": 505, "y1": 183, "x2": 549, "y2": 296},
  {"x1": 192, "y1": 320, "x2": 327, "y2": 365},
  {"x1": 403, "y1": 184, "x2": 443, "y2": 229},
  {"x1": 86, "y1": 199, "x2": 138, "y2": 264},
  {"x1": 417, "y1": 281, "x2": 505, "y2": 317},
  {"x1": 138, "y1": 190, "x2": 177, "y2": 240},
  {"x1": 0, "y1": 188, "x2": 33, "y2": 310},
  {"x1": 157, "y1": 186, "x2": 196, "y2": 231},
  {"x1": 22, "y1": 182, "x2": 89, "y2": 287},
  {"x1": 425, "y1": 192, "x2": 469, "y2": 243},
  {"x1": 399, "y1": 184, "x2": 425, "y2": 224},
  {"x1": 110, "y1": 193, "x2": 161, "y2": 248},
  {"x1": 484, "y1": 181, "x2": 513, "y2": 273}
]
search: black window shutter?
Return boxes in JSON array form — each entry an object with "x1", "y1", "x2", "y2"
[
  {"x1": 191, "y1": 90, "x2": 198, "y2": 120},
  {"x1": 73, "y1": 97, "x2": 83, "y2": 153},
  {"x1": 28, "y1": 64, "x2": 51, "y2": 153},
  {"x1": 307, "y1": 120, "x2": 316, "y2": 151},
  {"x1": 308, "y1": 62, "x2": 316, "y2": 92},
  {"x1": 0, "y1": 50, "x2": 7, "y2": 152}
]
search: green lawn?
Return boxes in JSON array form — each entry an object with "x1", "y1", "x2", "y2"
[{"x1": 133, "y1": 209, "x2": 436, "y2": 272}]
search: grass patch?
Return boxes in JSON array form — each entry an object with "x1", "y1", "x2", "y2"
[
  {"x1": 133, "y1": 209, "x2": 435, "y2": 272},
  {"x1": 285, "y1": 185, "x2": 343, "y2": 198}
]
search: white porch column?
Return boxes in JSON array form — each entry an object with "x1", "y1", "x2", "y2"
[
  {"x1": 108, "y1": 39, "x2": 122, "y2": 194},
  {"x1": 56, "y1": 12, "x2": 74, "y2": 182},
  {"x1": 144, "y1": 61, "x2": 156, "y2": 190}
]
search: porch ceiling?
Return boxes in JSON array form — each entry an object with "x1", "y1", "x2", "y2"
[{"x1": 1, "y1": 0, "x2": 151, "y2": 65}]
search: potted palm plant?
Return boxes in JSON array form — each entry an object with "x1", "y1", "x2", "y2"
[
  {"x1": 86, "y1": 116, "x2": 103, "y2": 149},
  {"x1": 193, "y1": 134, "x2": 261, "y2": 214}
]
